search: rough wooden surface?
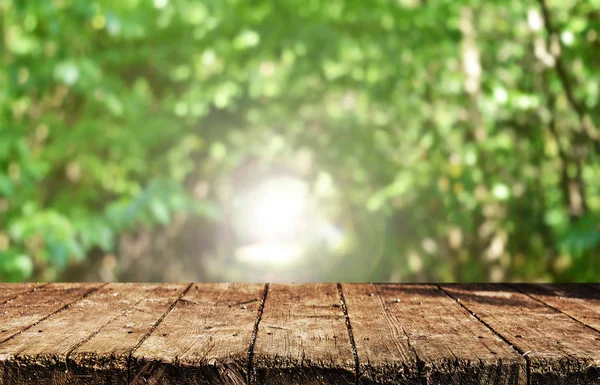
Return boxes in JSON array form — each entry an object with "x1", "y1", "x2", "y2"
[
  {"x1": 440, "y1": 284, "x2": 600, "y2": 385},
  {"x1": 0, "y1": 283, "x2": 44, "y2": 305},
  {"x1": 343, "y1": 284, "x2": 526, "y2": 385},
  {"x1": 0, "y1": 283, "x2": 101, "y2": 345},
  {"x1": 0, "y1": 283, "x2": 599, "y2": 385},
  {"x1": 511, "y1": 283, "x2": 600, "y2": 332},
  {"x1": 341, "y1": 283, "x2": 420, "y2": 385},
  {"x1": 131, "y1": 283, "x2": 265, "y2": 385},
  {"x1": 253, "y1": 283, "x2": 355, "y2": 385},
  {"x1": 70, "y1": 283, "x2": 189, "y2": 384}
]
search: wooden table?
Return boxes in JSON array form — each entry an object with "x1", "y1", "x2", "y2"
[{"x1": 0, "y1": 283, "x2": 598, "y2": 384}]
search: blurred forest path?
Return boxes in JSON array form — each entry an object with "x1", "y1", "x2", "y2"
[{"x1": 0, "y1": 0, "x2": 599, "y2": 282}]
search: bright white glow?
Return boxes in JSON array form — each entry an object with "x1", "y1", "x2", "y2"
[
  {"x1": 236, "y1": 177, "x2": 309, "y2": 241},
  {"x1": 154, "y1": 0, "x2": 168, "y2": 9},
  {"x1": 235, "y1": 242, "x2": 303, "y2": 266},
  {"x1": 230, "y1": 175, "x2": 346, "y2": 269},
  {"x1": 232, "y1": 176, "x2": 310, "y2": 266},
  {"x1": 256, "y1": 186, "x2": 305, "y2": 238},
  {"x1": 561, "y1": 31, "x2": 575, "y2": 46},
  {"x1": 527, "y1": 9, "x2": 543, "y2": 32}
]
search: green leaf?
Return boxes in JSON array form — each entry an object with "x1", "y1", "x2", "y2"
[
  {"x1": 149, "y1": 199, "x2": 171, "y2": 225},
  {"x1": 0, "y1": 251, "x2": 34, "y2": 282}
]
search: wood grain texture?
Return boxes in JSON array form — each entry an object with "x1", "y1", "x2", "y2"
[
  {"x1": 342, "y1": 284, "x2": 526, "y2": 385},
  {"x1": 130, "y1": 283, "x2": 266, "y2": 385},
  {"x1": 441, "y1": 284, "x2": 600, "y2": 385},
  {"x1": 0, "y1": 283, "x2": 170, "y2": 385},
  {"x1": 340, "y1": 283, "x2": 419, "y2": 384},
  {"x1": 0, "y1": 283, "x2": 44, "y2": 305},
  {"x1": 511, "y1": 284, "x2": 600, "y2": 332},
  {"x1": 252, "y1": 283, "x2": 355, "y2": 385},
  {"x1": 0, "y1": 283, "x2": 598, "y2": 384},
  {"x1": 69, "y1": 283, "x2": 189, "y2": 384},
  {"x1": 0, "y1": 283, "x2": 101, "y2": 345}
]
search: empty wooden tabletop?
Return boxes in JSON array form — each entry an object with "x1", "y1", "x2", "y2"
[{"x1": 0, "y1": 283, "x2": 598, "y2": 384}]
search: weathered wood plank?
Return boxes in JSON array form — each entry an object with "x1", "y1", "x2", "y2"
[
  {"x1": 441, "y1": 284, "x2": 600, "y2": 385},
  {"x1": 0, "y1": 283, "x2": 101, "y2": 344},
  {"x1": 0, "y1": 283, "x2": 171, "y2": 385},
  {"x1": 130, "y1": 283, "x2": 265, "y2": 385},
  {"x1": 341, "y1": 283, "x2": 419, "y2": 384},
  {"x1": 342, "y1": 284, "x2": 526, "y2": 385},
  {"x1": 252, "y1": 283, "x2": 355, "y2": 385},
  {"x1": 511, "y1": 284, "x2": 600, "y2": 333},
  {"x1": 68, "y1": 283, "x2": 189, "y2": 384},
  {"x1": 0, "y1": 283, "x2": 44, "y2": 305}
]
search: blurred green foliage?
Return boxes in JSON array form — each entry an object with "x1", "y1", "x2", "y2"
[{"x1": 0, "y1": 0, "x2": 599, "y2": 282}]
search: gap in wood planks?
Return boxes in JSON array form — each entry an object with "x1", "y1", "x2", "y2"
[
  {"x1": 247, "y1": 283, "x2": 269, "y2": 385},
  {"x1": 441, "y1": 284, "x2": 600, "y2": 384},
  {"x1": 0, "y1": 283, "x2": 106, "y2": 346},
  {"x1": 437, "y1": 284, "x2": 532, "y2": 385},
  {"x1": 337, "y1": 283, "x2": 360, "y2": 385},
  {"x1": 508, "y1": 283, "x2": 600, "y2": 336},
  {"x1": 0, "y1": 283, "x2": 48, "y2": 307},
  {"x1": 125, "y1": 282, "x2": 194, "y2": 383}
]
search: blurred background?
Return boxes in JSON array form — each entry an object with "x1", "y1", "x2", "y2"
[{"x1": 0, "y1": 0, "x2": 599, "y2": 283}]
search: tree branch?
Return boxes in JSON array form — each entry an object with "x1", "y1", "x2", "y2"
[
  {"x1": 544, "y1": 75, "x2": 584, "y2": 222},
  {"x1": 537, "y1": 0, "x2": 600, "y2": 155}
]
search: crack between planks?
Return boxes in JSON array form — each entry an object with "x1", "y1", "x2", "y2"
[
  {"x1": 507, "y1": 285, "x2": 600, "y2": 385},
  {"x1": 64, "y1": 295, "x2": 148, "y2": 373},
  {"x1": 126, "y1": 282, "x2": 193, "y2": 384},
  {"x1": 247, "y1": 283, "x2": 269, "y2": 385},
  {"x1": 0, "y1": 283, "x2": 49, "y2": 307},
  {"x1": 437, "y1": 285, "x2": 531, "y2": 385},
  {"x1": 507, "y1": 283, "x2": 600, "y2": 337},
  {"x1": 0, "y1": 283, "x2": 107, "y2": 346},
  {"x1": 337, "y1": 283, "x2": 360, "y2": 385}
]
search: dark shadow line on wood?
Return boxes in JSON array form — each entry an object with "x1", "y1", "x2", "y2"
[
  {"x1": 372, "y1": 284, "x2": 427, "y2": 385},
  {"x1": 585, "y1": 283, "x2": 600, "y2": 294},
  {"x1": 337, "y1": 283, "x2": 360, "y2": 385},
  {"x1": 0, "y1": 283, "x2": 106, "y2": 346},
  {"x1": 437, "y1": 285, "x2": 531, "y2": 385},
  {"x1": 507, "y1": 284, "x2": 600, "y2": 381},
  {"x1": 126, "y1": 282, "x2": 193, "y2": 384},
  {"x1": 0, "y1": 283, "x2": 49, "y2": 307},
  {"x1": 230, "y1": 298, "x2": 260, "y2": 307},
  {"x1": 65, "y1": 294, "x2": 148, "y2": 373},
  {"x1": 507, "y1": 283, "x2": 600, "y2": 336},
  {"x1": 248, "y1": 283, "x2": 269, "y2": 385}
]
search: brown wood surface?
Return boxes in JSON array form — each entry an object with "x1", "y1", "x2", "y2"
[
  {"x1": 0, "y1": 283, "x2": 182, "y2": 384},
  {"x1": 70, "y1": 283, "x2": 189, "y2": 384},
  {"x1": 511, "y1": 284, "x2": 600, "y2": 333},
  {"x1": 341, "y1": 283, "x2": 420, "y2": 385},
  {"x1": 0, "y1": 283, "x2": 598, "y2": 385},
  {"x1": 440, "y1": 284, "x2": 600, "y2": 385},
  {"x1": 343, "y1": 284, "x2": 526, "y2": 385},
  {"x1": 252, "y1": 283, "x2": 355, "y2": 385},
  {"x1": 0, "y1": 283, "x2": 44, "y2": 305},
  {"x1": 131, "y1": 283, "x2": 265, "y2": 385},
  {"x1": 0, "y1": 283, "x2": 101, "y2": 345}
]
